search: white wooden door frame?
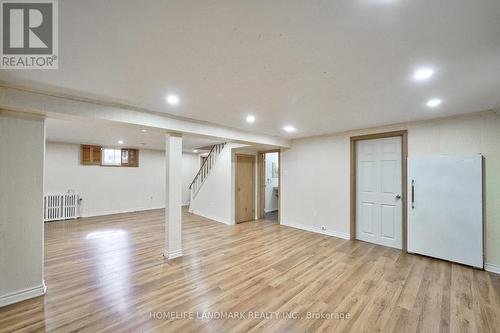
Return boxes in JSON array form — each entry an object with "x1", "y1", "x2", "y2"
[{"x1": 350, "y1": 130, "x2": 408, "y2": 251}]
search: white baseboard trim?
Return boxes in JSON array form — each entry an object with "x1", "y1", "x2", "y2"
[
  {"x1": 281, "y1": 221, "x2": 350, "y2": 240},
  {"x1": 163, "y1": 249, "x2": 183, "y2": 260},
  {"x1": 190, "y1": 210, "x2": 232, "y2": 225},
  {"x1": 485, "y1": 263, "x2": 500, "y2": 275},
  {"x1": 264, "y1": 208, "x2": 278, "y2": 213},
  {"x1": 80, "y1": 206, "x2": 165, "y2": 218},
  {"x1": 0, "y1": 280, "x2": 46, "y2": 308}
]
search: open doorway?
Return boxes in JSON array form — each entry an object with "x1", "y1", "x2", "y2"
[{"x1": 258, "y1": 151, "x2": 280, "y2": 222}]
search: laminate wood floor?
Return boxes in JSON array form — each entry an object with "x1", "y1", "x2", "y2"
[{"x1": 1, "y1": 209, "x2": 499, "y2": 332}]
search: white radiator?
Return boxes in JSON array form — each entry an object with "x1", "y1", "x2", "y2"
[{"x1": 44, "y1": 193, "x2": 79, "y2": 222}]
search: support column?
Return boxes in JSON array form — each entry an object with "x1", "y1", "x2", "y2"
[
  {"x1": 0, "y1": 111, "x2": 46, "y2": 307},
  {"x1": 164, "y1": 133, "x2": 183, "y2": 259}
]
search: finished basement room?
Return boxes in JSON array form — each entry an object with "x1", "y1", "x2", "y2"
[{"x1": 1, "y1": 1, "x2": 500, "y2": 332}]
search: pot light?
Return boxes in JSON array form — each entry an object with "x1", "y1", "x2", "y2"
[
  {"x1": 426, "y1": 98, "x2": 442, "y2": 108},
  {"x1": 166, "y1": 94, "x2": 180, "y2": 105},
  {"x1": 193, "y1": 149, "x2": 198, "y2": 153},
  {"x1": 283, "y1": 125, "x2": 296, "y2": 133},
  {"x1": 141, "y1": 129, "x2": 147, "y2": 133},
  {"x1": 246, "y1": 115, "x2": 256, "y2": 123},
  {"x1": 413, "y1": 67, "x2": 434, "y2": 81},
  {"x1": 117, "y1": 140, "x2": 124, "y2": 144}
]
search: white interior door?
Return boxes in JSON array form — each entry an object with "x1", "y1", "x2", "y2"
[
  {"x1": 356, "y1": 137, "x2": 403, "y2": 249},
  {"x1": 408, "y1": 155, "x2": 483, "y2": 268}
]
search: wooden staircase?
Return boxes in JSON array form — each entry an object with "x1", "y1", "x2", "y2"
[{"x1": 189, "y1": 142, "x2": 226, "y2": 204}]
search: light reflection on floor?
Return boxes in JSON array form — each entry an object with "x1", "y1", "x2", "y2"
[
  {"x1": 85, "y1": 228, "x2": 132, "y2": 313},
  {"x1": 85, "y1": 229, "x2": 126, "y2": 240}
]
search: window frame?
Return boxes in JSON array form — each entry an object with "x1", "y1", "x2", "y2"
[{"x1": 80, "y1": 145, "x2": 139, "y2": 167}]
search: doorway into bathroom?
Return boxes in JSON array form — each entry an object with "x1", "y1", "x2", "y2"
[{"x1": 258, "y1": 151, "x2": 280, "y2": 222}]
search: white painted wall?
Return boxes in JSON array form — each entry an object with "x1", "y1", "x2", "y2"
[
  {"x1": 264, "y1": 152, "x2": 279, "y2": 212},
  {"x1": 281, "y1": 133, "x2": 351, "y2": 239},
  {"x1": 0, "y1": 113, "x2": 45, "y2": 307},
  {"x1": 190, "y1": 143, "x2": 250, "y2": 224},
  {"x1": 281, "y1": 111, "x2": 500, "y2": 268},
  {"x1": 190, "y1": 144, "x2": 234, "y2": 224},
  {"x1": 45, "y1": 143, "x2": 198, "y2": 217}
]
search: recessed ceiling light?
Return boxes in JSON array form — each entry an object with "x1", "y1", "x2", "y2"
[
  {"x1": 283, "y1": 125, "x2": 296, "y2": 133},
  {"x1": 426, "y1": 98, "x2": 442, "y2": 108},
  {"x1": 246, "y1": 115, "x2": 256, "y2": 123},
  {"x1": 413, "y1": 67, "x2": 434, "y2": 81},
  {"x1": 166, "y1": 94, "x2": 180, "y2": 105},
  {"x1": 193, "y1": 149, "x2": 198, "y2": 153},
  {"x1": 117, "y1": 140, "x2": 124, "y2": 144},
  {"x1": 141, "y1": 129, "x2": 147, "y2": 133}
]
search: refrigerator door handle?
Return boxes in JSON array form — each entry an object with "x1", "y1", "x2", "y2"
[{"x1": 411, "y1": 180, "x2": 415, "y2": 209}]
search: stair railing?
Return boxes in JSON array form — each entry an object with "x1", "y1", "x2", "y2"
[{"x1": 189, "y1": 143, "x2": 226, "y2": 203}]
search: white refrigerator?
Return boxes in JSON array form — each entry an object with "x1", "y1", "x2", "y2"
[{"x1": 408, "y1": 154, "x2": 483, "y2": 268}]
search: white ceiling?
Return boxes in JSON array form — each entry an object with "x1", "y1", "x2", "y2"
[
  {"x1": 45, "y1": 118, "x2": 223, "y2": 152},
  {"x1": 2, "y1": 0, "x2": 500, "y2": 138}
]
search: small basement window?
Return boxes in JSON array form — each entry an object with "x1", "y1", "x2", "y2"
[{"x1": 81, "y1": 145, "x2": 139, "y2": 167}]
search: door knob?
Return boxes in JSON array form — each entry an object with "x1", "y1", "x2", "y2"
[{"x1": 395, "y1": 194, "x2": 402, "y2": 200}]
